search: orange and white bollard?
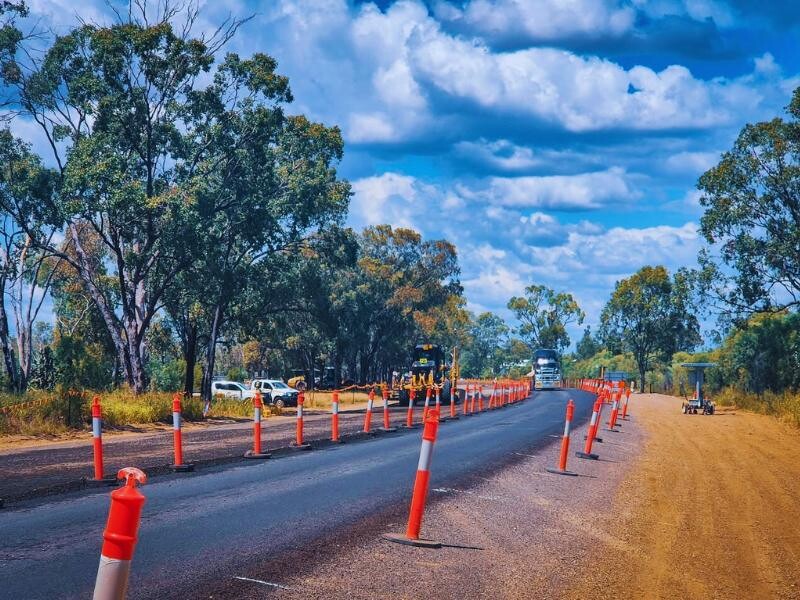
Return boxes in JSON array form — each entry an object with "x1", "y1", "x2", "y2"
[
  {"x1": 93, "y1": 468, "x2": 147, "y2": 600},
  {"x1": 364, "y1": 389, "x2": 375, "y2": 434},
  {"x1": 449, "y1": 383, "x2": 459, "y2": 419},
  {"x1": 463, "y1": 383, "x2": 471, "y2": 416},
  {"x1": 423, "y1": 387, "x2": 432, "y2": 421},
  {"x1": 404, "y1": 388, "x2": 416, "y2": 428},
  {"x1": 380, "y1": 388, "x2": 396, "y2": 432},
  {"x1": 607, "y1": 391, "x2": 621, "y2": 431},
  {"x1": 576, "y1": 399, "x2": 601, "y2": 460},
  {"x1": 477, "y1": 385, "x2": 484, "y2": 412},
  {"x1": 621, "y1": 388, "x2": 631, "y2": 420},
  {"x1": 331, "y1": 391, "x2": 343, "y2": 442},
  {"x1": 91, "y1": 396, "x2": 107, "y2": 481},
  {"x1": 546, "y1": 400, "x2": 578, "y2": 476},
  {"x1": 245, "y1": 391, "x2": 271, "y2": 459},
  {"x1": 291, "y1": 392, "x2": 312, "y2": 450},
  {"x1": 171, "y1": 394, "x2": 194, "y2": 471},
  {"x1": 383, "y1": 409, "x2": 442, "y2": 548},
  {"x1": 435, "y1": 386, "x2": 441, "y2": 414},
  {"x1": 470, "y1": 384, "x2": 478, "y2": 414}
]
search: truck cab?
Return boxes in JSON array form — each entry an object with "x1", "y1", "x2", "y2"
[{"x1": 533, "y1": 349, "x2": 562, "y2": 390}]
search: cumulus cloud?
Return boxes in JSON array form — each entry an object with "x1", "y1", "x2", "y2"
[{"x1": 433, "y1": 0, "x2": 636, "y2": 45}]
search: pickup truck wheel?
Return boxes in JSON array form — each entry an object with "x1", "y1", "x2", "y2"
[{"x1": 275, "y1": 398, "x2": 285, "y2": 409}]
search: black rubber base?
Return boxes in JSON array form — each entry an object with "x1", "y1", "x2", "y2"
[
  {"x1": 172, "y1": 463, "x2": 196, "y2": 471},
  {"x1": 290, "y1": 442, "x2": 312, "y2": 451},
  {"x1": 545, "y1": 467, "x2": 578, "y2": 476},
  {"x1": 584, "y1": 435, "x2": 604, "y2": 443},
  {"x1": 382, "y1": 533, "x2": 442, "y2": 548},
  {"x1": 575, "y1": 451, "x2": 599, "y2": 460},
  {"x1": 243, "y1": 451, "x2": 271, "y2": 459}
]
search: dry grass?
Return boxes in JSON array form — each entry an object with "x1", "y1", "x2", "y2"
[
  {"x1": 303, "y1": 389, "x2": 372, "y2": 409},
  {"x1": 0, "y1": 388, "x2": 280, "y2": 437},
  {"x1": 713, "y1": 387, "x2": 800, "y2": 427}
]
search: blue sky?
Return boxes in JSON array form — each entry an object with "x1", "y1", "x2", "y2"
[{"x1": 11, "y1": 1, "x2": 800, "y2": 344}]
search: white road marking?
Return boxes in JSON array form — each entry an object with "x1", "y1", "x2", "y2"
[{"x1": 234, "y1": 576, "x2": 292, "y2": 590}]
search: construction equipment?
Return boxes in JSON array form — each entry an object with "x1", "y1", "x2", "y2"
[
  {"x1": 395, "y1": 344, "x2": 459, "y2": 405},
  {"x1": 680, "y1": 362, "x2": 716, "y2": 415}
]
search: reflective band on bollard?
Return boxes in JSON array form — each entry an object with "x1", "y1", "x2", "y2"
[
  {"x1": 383, "y1": 409, "x2": 442, "y2": 548},
  {"x1": 423, "y1": 387, "x2": 432, "y2": 421},
  {"x1": 405, "y1": 389, "x2": 416, "y2": 428},
  {"x1": 93, "y1": 468, "x2": 146, "y2": 600}
]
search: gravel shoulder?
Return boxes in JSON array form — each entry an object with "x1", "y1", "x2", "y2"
[
  {"x1": 197, "y1": 395, "x2": 644, "y2": 599},
  {"x1": 565, "y1": 393, "x2": 800, "y2": 600}
]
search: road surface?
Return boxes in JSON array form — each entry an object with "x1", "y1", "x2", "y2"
[{"x1": 0, "y1": 389, "x2": 594, "y2": 599}]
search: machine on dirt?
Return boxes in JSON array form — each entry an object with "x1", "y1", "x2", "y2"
[
  {"x1": 532, "y1": 349, "x2": 562, "y2": 390},
  {"x1": 287, "y1": 367, "x2": 339, "y2": 391},
  {"x1": 680, "y1": 362, "x2": 716, "y2": 415},
  {"x1": 394, "y1": 344, "x2": 460, "y2": 405}
]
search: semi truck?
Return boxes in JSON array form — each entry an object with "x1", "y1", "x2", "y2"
[{"x1": 533, "y1": 348, "x2": 562, "y2": 390}]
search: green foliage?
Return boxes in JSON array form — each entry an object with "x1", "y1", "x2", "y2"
[
  {"x1": 697, "y1": 86, "x2": 800, "y2": 318},
  {"x1": 226, "y1": 366, "x2": 248, "y2": 382},
  {"x1": 460, "y1": 312, "x2": 509, "y2": 377},
  {"x1": 53, "y1": 334, "x2": 114, "y2": 390},
  {"x1": 149, "y1": 359, "x2": 185, "y2": 392},
  {"x1": 575, "y1": 326, "x2": 601, "y2": 360},
  {"x1": 507, "y1": 284, "x2": 584, "y2": 354},
  {"x1": 599, "y1": 265, "x2": 701, "y2": 386}
]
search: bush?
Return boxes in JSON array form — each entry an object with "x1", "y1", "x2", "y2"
[{"x1": 714, "y1": 387, "x2": 800, "y2": 428}]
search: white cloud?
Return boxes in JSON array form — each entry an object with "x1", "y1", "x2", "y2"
[
  {"x1": 664, "y1": 151, "x2": 719, "y2": 175},
  {"x1": 433, "y1": 0, "x2": 636, "y2": 43},
  {"x1": 467, "y1": 168, "x2": 639, "y2": 209}
]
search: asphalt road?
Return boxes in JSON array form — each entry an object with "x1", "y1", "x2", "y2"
[{"x1": 0, "y1": 389, "x2": 595, "y2": 599}]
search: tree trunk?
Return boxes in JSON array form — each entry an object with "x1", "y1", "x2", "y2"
[
  {"x1": 0, "y1": 288, "x2": 17, "y2": 391},
  {"x1": 183, "y1": 319, "x2": 197, "y2": 397},
  {"x1": 202, "y1": 303, "x2": 225, "y2": 402},
  {"x1": 639, "y1": 368, "x2": 646, "y2": 393}
]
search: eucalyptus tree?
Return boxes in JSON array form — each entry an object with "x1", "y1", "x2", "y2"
[{"x1": 507, "y1": 284, "x2": 585, "y2": 354}]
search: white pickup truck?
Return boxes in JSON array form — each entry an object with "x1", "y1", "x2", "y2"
[{"x1": 210, "y1": 380, "x2": 257, "y2": 401}]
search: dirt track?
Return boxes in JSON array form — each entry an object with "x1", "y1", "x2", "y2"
[{"x1": 567, "y1": 393, "x2": 800, "y2": 599}]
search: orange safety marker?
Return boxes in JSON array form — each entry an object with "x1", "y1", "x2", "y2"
[
  {"x1": 546, "y1": 400, "x2": 578, "y2": 476},
  {"x1": 244, "y1": 391, "x2": 271, "y2": 459},
  {"x1": 331, "y1": 391, "x2": 343, "y2": 442},
  {"x1": 404, "y1": 388, "x2": 415, "y2": 428},
  {"x1": 383, "y1": 409, "x2": 442, "y2": 548},
  {"x1": 488, "y1": 382, "x2": 496, "y2": 409},
  {"x1": 171, "y1": 394, "x2": 194, "y2": 471},
  {"x1": 363, "y1": 389, "x2": 375, "y2": 434},
  {"x1": 380, "y1": 388, "x2": 396, "y2": 432},
  {"x1": 576, "y1": 399, "x2": 601, "y2": 460},
  {"x1": 449, "y1": 383, "x2": 459, "y2": 419},
  {"x1": 463, "y1": 383, "x2": 471, "y2": 416},
  {"x1": 92, "y1": 396, "x2": 105, "y2": 481},
  {"x1": 93, "y1": 468, "x2": 147, "y2": 600},
  {"x1": 621, "y1": 388, "x2": 631, "y2": 420},
  {"x1": 607, "y1": 391, "x2": 621, "y2": 431},
  {"x1": 291, "y1": 392, "x2": 312, "y2": 450},
  {"x1": 478, "y1": 385, "x2": 484, "y2": 412},
  {"x1": 423, "y1": 387, "x2": 432, "y2": 421},
  {"x1": 469, "y1": 384, "x2": 477, "y2": 414},
  {"x1": 435, "y1": 386, "x2": 441, "y2": 413}
]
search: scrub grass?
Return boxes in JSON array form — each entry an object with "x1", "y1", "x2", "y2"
[
  {"x1": 713, "y1": 388, "x2": 800, "y2": 428},
  {"x1": 0, "y1": 387, "x2": 278, "y2": 437},
  {"x1": 303, "y1": 389, "x2": 372, "y2": 409}
]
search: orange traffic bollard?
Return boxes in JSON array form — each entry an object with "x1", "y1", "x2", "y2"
[
  {"x1": 404, "y1": 388, "x2": 416, "y2": 428},
  {"x1": 92, "y1": 396, "x2": 105, "y2": 481},
  {"x1": 463, "y1": 383, "x2": 471, "y2": 416},
  {"x1": 93, "y1": 468, "x2": 147, "y2": 600},
  {"x1": 332, "y1": 391, "x2": 343, "y2": 442},
  {"x1": 576, "y1": 399, "x2": 601, "y2": 460},
  {"x1": 478, "y1": 384, "x2": 484, "y2": 412},
  {"x1": 621, "y1": 388, "x2": 631, "y2": 420},
  {"x1": 607, "y1": 391, "x2": 621, "y2": 431},
  {"x1": 423, "y1": 387, "x2": 432, "y2": 421},
  {"x1": 449, "y1": 383, "x2": 459, "y2": 420},
  {"x1": 245, "y1": 391, "x2": 271, "y2": 459},
  {"x1": 171, "y1": 394, "x2": 194, "y2": 471},
  {"x1": 291, "y1": 392, "x2": 312, "y2": 450},
  {"x1": 364, "y1": 389, "x2": 375, "y2": 434},
  {"x1": 383, "y1": 409, "x2": 442, "y2": 548},
  {"x1": 380, "y1": 388, "x2": 396, "y2": 432},
  {"x1": 546, "y1": 400, "x2": 578, "y2": 476}
]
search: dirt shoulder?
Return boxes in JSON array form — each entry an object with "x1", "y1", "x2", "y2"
[{"x1": 566, "y1": 393, "x2": 800, "y2": 600}]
